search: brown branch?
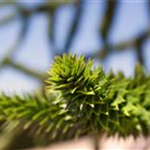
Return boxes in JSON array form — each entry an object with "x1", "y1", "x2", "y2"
[
  {"x1": 47, "y1": 10, "x2": 58, "y2": 57},
  {"x1": 33, "y1": 1, "x2": 77, "y2": 13},
  {"x1": 0, "y1": 13, "x2": 18, "y2": 28},
  {"x1": 134, "y1": 34, "x2": 147, "y2": 65},
  {"x1": 85, "y1": 28, "x2": 150, "y2": 60},
  {"x1": 93, "y1": 133, "x2": 100, "y2": 150},
  {"x1": 100, "y1": 0, "x2": 118, "y2": 42},
  {"x1": 63, "y1": 0, "x2": 83, "y2": 54},
  {"x1": 1, "y1": 58, "x2": 45, "y2": 80}
]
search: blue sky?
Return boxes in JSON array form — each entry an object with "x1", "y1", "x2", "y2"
[{"x1": 0, "y1": 1, "x2": 150, "y2": 94}]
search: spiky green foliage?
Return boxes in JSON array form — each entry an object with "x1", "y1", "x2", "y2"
[
  {"x1": 0, "y1": 94, "x2": 74, "y2": 141},
  {"x1": 46, "y1": 54, "x2": 150, "y2": 137},
  {"x1": 0, "y1": 54, "x2": 150, "y2": 144}
]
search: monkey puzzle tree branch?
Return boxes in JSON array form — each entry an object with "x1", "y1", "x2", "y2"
[
  {"x1": 0, "y1": 93, "x2": 81, "y2": 143},
  {"x1": 46, "y1": 54, "x2": 150, "y2": 137},
  {"x1": 0, "y1": 54, "x2": 150, "y2": 148}
]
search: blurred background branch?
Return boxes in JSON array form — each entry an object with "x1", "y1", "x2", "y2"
[
  {"x1": 0, "y1": 0, "x2": 150, "y2": 79},
  {"x1": 100, "y1": 0, "x2": 117, "y2": 43}
]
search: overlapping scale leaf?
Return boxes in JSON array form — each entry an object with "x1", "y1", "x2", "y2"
[
  {"x1": 0, "y1": 54, "x2": 150, "y2": 141},
  {"x1": 46, "y1": 54, "x2": 150, "y2": 137}
]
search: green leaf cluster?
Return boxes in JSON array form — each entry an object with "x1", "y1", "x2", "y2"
[
  {"x1": 46, "y1": 54, "x2": 150, "y2": 137},
  {"x1": 0, "y1": 54, "x2": 150, "y2": 142}
]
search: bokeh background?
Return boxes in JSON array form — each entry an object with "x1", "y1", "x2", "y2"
[
  {"x1": 0, "y1": 0, "x2": 150, "y2": 149},
  {"x1": 0, "y1": 0, "x2": 150, "y2": 95}
]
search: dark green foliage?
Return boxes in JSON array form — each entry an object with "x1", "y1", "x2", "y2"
[{"x1": 0, "y1": 54, "x2": 150, "y2": 145}]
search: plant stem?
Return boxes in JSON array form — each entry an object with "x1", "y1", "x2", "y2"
[{"x1": 93, "y1": 133, "x2": 100, "y2": 150}]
